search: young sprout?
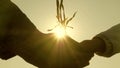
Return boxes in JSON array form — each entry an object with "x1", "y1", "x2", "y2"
[{"x1": 48, "y1": 0, "x2": 77, "y2": 37}]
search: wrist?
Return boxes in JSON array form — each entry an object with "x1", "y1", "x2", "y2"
[{"x1": 91, "y1": 37, "x2": 106, "y2": 53}]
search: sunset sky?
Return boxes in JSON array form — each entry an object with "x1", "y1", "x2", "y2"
[{"x1": 0, "y1": 0, "x2": 120, "y2": 68}]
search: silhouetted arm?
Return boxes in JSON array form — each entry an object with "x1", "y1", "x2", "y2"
[
  {"x1": 0, "y1": 0, "x2": 44, "y2": 59},
  {"x1": 80, "y1": 24, "x2": 120, "y2": 57},
  {"x1": 94, "y1": 24, "x2": 120, "y2": 57},
  {"x1": 0, "y1": 0, "x2": 50, "y2": 67}
]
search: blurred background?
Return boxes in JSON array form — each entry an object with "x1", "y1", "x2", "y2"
[{"x1": 0, "y1": 0, "x2": 120, "y2": 68}]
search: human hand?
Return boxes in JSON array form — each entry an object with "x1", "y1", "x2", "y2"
[
  {"x1": 72, "y1": 37, "x2": 106, "y2": 68},
  {"x1": 37, "y1": 34, "x2": 95, "y2": 68},
  {"x1": 14, "y1": 33, "x2": 94, "y2": 68},
  {"x1": 62, "y1": 36, "x2": 95, "y2": 68},
  {"x1": 43, "y1": 35, "x2": 95, "y2": 68}
]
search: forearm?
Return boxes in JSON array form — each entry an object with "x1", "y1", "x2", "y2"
[{"x1": 93, "y1": 24, "x2": 120, "y2": 57}]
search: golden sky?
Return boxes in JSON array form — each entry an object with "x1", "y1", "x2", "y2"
[{"x1": 0, "y1": 0, "x2": 120, "y2": 68}]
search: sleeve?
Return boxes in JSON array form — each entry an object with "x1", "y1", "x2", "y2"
[{"x1": 95, "y1": 24, "x2": 120, "y2": 57}]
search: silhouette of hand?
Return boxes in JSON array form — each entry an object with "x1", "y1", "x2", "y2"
[
  {"x1": 15, "y1": 33, "x2": 94, "y2": 68},
  {"x1": 61, "y1": 36, "x2": 95, "y2": 68},
  {"x1": 45, "y1": 35, "x2": 95, "y2": 68}
]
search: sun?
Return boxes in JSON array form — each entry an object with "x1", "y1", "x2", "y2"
[{"x1": 53, "y1": 26, "x2": 66, "y2": 39}]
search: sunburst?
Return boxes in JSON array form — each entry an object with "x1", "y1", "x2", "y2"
[{"x1": 53, "y1": 26, "x2": 66, "y2": 38}]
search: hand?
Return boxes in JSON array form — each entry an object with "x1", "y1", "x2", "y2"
[
  {"x1": 38, "y1": 34, "x2": 95, "y2": 68},
  {"x1": 13, "y1": 32, "x2": 94, "y2": 68},
  {"x1": 74, "y1": 38, "x2": 106, "y2": 68},
  {"x1": 63, "y1": 36, "x2": 95, "y2": 68},
  {"x1": 44, "y1": 35, "x2": 95, "y2": 68}
]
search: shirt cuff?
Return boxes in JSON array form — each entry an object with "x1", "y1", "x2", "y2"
[{"x1": 94, "y1": 33, "x2": 114, "y2": 57}]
